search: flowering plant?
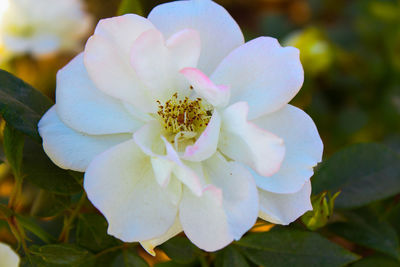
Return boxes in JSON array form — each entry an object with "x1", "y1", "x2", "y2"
[{"x1": 0, "y1": 0, "x2": 398, "y2": 266}]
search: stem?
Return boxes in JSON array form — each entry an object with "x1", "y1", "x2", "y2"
[
  {"x1": 58, "y1": 193, "x2": 87, "y2": 242},
  {"x1": 7, "y1": 216, "x2": 32, "y2": 264},
  {"x1": 8, "y1": 173, "x2": 23, "y2": 210}
]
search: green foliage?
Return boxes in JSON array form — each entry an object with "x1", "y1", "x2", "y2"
[
  {"x1": 302, "y1": 191, "x2": 340, "y2": 230},
  {"x1": 214, "y1": 246, "x2": 250, "y2": 267},
  {"x1": 29, "y1": 244, "x2": 93, "y2": 266},
  {"x1": 111, "y1": 250, "x2": 149, "y2": 267},
  {"x1": 3, "y1": 123, "x2": 25, "y2": 176},
  {"x1": 22, "y1": 138, "x2": 82, "y2": 194},
  {"x1": 0, "y1": 69, "x2": 53, "y2": 142},
  {"x1": 328, "y1": 210, "x2": 400, "y2": 260},
  {"x1": 76, "y1": 213, "x2": 119, "y2": 252},
  {"x1": 236, "y1": 228, "x2": 360, "y2": 267},
  {"x1": 312, "y1": 143, "x2": 400, "y2": 209},
  {"x1": 350, "y1": 254, "x2": 400, "y2": 267},
  {"x1": 159, "y1": 236, "x2": 202, "y2": 264}
]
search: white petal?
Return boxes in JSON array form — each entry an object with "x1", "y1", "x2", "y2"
[
  {"x1": 84, "y1": 139, "x2": 179, "y2": 242},
  {"x1": 180, "y1": 153, "x2": 258, "y2": 252},
  {"x1": 212, "y1": 37, "x2": 304, "y2": 119},
  {"x1": 84, "y1": 15, "x2": 156, "y2": 113},
  {"x1": 94, "y1": 14, "x2": 155, "y2": 58},
  {"x1": 148, "y1": 0, "x2": 244, "y2": 75},
  {"x1": 219, "y1": 102, "x2": 285, "y2": 177},
  {"x1": 252, "y1": 105, "x2": 323, "y2": 194},
  {"x1": 183, "y1": 110, "x2": 221, "y2": 162},
  {"x1": 259, "y1": 181, "x2": 312, "y2": 225},
  {"x1": 130, "y1": 29, "x2": 200, "y2": 102},
  {"x1": 38, "y1": 107, "x2": 131, "y2": 172},
  {"x1": 140, "y1": 217, "x2": 183, "y2": 256},
  {"x1": 133, "y1": 122, "x2": 203, "y2": 196},
  {"x1": 0, "y1": 243, "x2": 20, "y2": 267},
  {"x1": 181, "y1": 68, "x2": 230, "y2": 107},
  {"x1": 56, "y1": 53, "x2": 142, "y2": 135}
]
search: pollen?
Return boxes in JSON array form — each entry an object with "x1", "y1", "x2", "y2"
[{"x1": 157, "y1": 93, "x2": 212, "y2": 135}]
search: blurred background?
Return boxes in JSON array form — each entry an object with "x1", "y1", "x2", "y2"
[{"x1": 0, "y1": 0, "x2": 399, "y2": 265}]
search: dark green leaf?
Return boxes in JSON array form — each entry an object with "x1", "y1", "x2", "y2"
[
  {"x1": 22, "y1": 138, "x2": 81, "y2": 194},
  {"x1": 76, "y1": 213, "x2": 118, "y2": 252},
  {"x1": 30, "y1": 244, "x2": 91, "y2": 265},
  {"x1": 30, "y1": 190, "x2": 71, "y2": 217},
  {"x1": 0, "y1": 203, "x2": 13, "y2": 217},
  {"x1": 154, "y1": 261, "x2": 199, "y2": 267},
  {"x1": 312, "y1": 143, "x2": 400, "y2": 209},
  {"x1": 350, "y1": 254, "x2": 400, "y2": 267},
  {"x1": 160, "y1": 236, "x2": 201, "y2": 264},
  {"x1": 236, "y1": 228, "x2": 359, "y2": 267},
  {"x1": 117, "y1": 0, "x2": 143, "y2": 16},
  {"x1": 16, "y1": 215, "x2": 55, "y2": 244},
  {"x1": 328, "y1": 210, "x2": 400, "y2": 260},
  {"x1": 215, "y1": 246, "x2": 250, "y2": 267},
  {"x1": 111, "y1": 250, "x2": 148, "y2": 267},
  {"x1": 3, "y1": 123, "x2": 25, "y2": 176},
  {"x1": 0, "y1": 69, "x2": 53, "y2": 142}
]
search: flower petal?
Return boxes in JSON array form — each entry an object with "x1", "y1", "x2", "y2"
[
  {"x1": 84, "y1": 139, "x2": 179, "y2": 242},
  {"x1": 252, "y1": 105, "x2": 323, "y2": 194},
  {"x1": 219, "y1": 102, "x2": 285, "y2": 177},
  {"x1": 148, "y1": 0, "x2": 244, "y2": 75},
  {"x1": 211, "y1": 37, "x2": 304, "y2": 119},
  {"x1": 84, "y1": 15, "x2": 156, "y2": 113},
  {"x1": 56, "y1": 53, "x2": 142, "y2": 135},
  {"x1": 140, "y1": 217, "x2": 183, "y2": 256},
  {"x1": 38, "y1": 107, "x2": 131, "y2": 172},
  {"x1": 259, "y1": 181, "x2": 312, "y2": 225},
  {"x1": 181, "y1": 68, "x2": 230, "y2": 107},
  {"x1": 94, "y1": 14, "x2": 155, "y2": 58},
  {"x1": 0, "y1": 243, "x2": 20, "y2": 267},
  {"x1": 130, "y1": 29, "x2": 200, "y2": 102},
  {"x1": 133, "y1": 122, "x2": 203, "y2": 196},
  {"x1": 183, "y1": 109, "x2": 221, "y2": 162},
  {"x1": 179, "y1": 153, "x2": 258, "y2": 252}
]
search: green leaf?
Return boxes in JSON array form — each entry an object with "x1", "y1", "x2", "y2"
[
  {"x1": 117, "y1": 0, "x2": 143, "y2": 16},
  {"x1": 0, "y1": 203, "x2": 13, "y2": 218},
  {"x1": 16, "y1": 214, "x2": 55, "y2": 244},
  {"x1": 22, "y1": 138, "x2": 81, "y2": 194},
  {"x1": 0, "y1": 69, "x2": 53, "y2": 142},
  {"x1": 30, "y1": 244, "x2": 92, "y2": 265},
  {"x1": 215, "y1": 246, "x2": 250, "y2": 267},
  {"x1": 350, "y1": 254, "x2": 400, "y2": 267},
  {"x1": 76, "y1": 213, "x2": 118, "y2": 252},
  {"x1": 30, "y1": 190, "x2": 71, "y2": 217},
  {"x1": 3, "y1": 123, "x2": 25, "y2": 176},
  {"x1": 160, "y1": 236, "x2": 202, "y2": 264},
  {"x1": 312, "y1": 143, "x2": 400, "y2": 209},
  {"x1": 111, "y1": 250, "x2": 148, "y2": 267},
  {"x1": 236, "y1": 228, "x2": 360, "y2": 267},
  {"x1": 328, "y1": 210, "x2": 400, "y2": 260}
]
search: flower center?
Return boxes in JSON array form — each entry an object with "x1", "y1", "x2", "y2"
[{"x1": 157, "y1": 92, "x2": 212, "y2": 135}]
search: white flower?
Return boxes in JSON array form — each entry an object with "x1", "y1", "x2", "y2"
[
  {"x1": 0, "y1": 0, "x2": 92, "y2": 56},
  {"x1": 0, "y1": 242, "x2": 20, "y2": 267},
  {"x1": 38, "y1": 0, "x2": 323, "y2": 253}
]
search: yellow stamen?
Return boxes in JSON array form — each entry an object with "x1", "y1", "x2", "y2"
[{"x1": 157, "y1": 93, "x2": 212, "y2": 135}]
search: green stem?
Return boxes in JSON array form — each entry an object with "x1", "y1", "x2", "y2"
[
  {"x1": 8, "y1": 173, "x2": 23, "y2": 210},
  {"x1": 58, "y1": 193, "x2": 86, "y2": 242}
]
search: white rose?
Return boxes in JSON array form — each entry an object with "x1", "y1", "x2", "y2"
[
  {"x1": 38, "y1": 0, "x2": 323, "y2": 254},
  {"x1": 0, "y1": 0, "x2": 92, "y2": 56}
]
